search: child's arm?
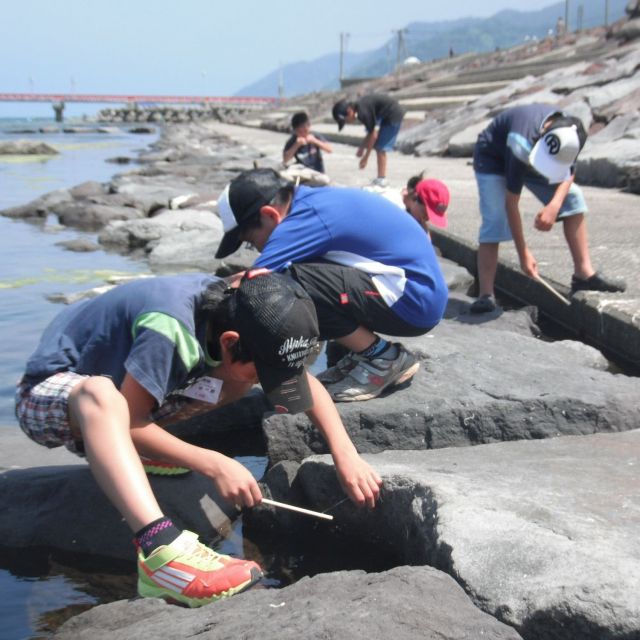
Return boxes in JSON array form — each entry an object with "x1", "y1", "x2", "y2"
[
  {"x1": 534, "y1": 176, "x2": 573, "y2": 231},
  {"x1": 304, "y1": 373, "x2": 382, "y2": 508},
  {"x1": 306, "y1": 133, "x2": 333, "y2": 153},
  {"x1": 283, "y1": 137, "x2": 305, "y2": 164},
  {"x1": 357, "y1": 130, "x2": 377, "y2": 169},
  {"x1": 121, "y1": 373, "x2": 263, "y2": 507}
]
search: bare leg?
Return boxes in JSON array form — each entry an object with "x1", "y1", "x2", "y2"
[
  {"x1": 562, "y1": 213, "x2": 595, "y2": 280},
  {"x1": 68, "y1": 376, "x2": 163, "y2": 532},
  {"x1": 335, "y1": 326, "x2": 378, "y2": 353},
  {"x1": 476, "y1": 242, "x2": 500, "y2": 297},
  {"x1": 375, "y1": 150, "x2": 387, "y2": 179}
]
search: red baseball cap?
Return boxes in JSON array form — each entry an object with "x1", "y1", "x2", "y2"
[{"x1": 414, "y1": 179, "x2": 450, "y2": 228}]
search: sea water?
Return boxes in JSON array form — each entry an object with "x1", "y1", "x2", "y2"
[
  {"x1": 0, "y1": 117, "x2": 154, "y2": 638},
  {"x1": 0, "y1": 118, "x2": 153, "y2": 426},
  {"x1": 0, "y1": 118, "x2": 393, "y2": 638}
]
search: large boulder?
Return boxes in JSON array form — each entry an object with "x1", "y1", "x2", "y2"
[
  {"x1": 50, "y1": 201, "x2": 145, "y2": 230},
  {"x1": 0, "y1": 189, "x2": 72, "y2": 220},
  {"x1": 54, "y1": 566, "x2": 523, "y2": 640},
  {"x1": 576, "y1": 115, "x2": 640, "y2": 191},
  {"x1": 292, "y1": 429, "x2": 640, "y2": 639},
  {"x1": 262, "y1": 309, "x2": 640, "y2": 463},
  {"x1": 0, "y1": 139, "x2": 58, "y2": 155},
  {"x1": 99, "y1": 208, "x2": 222, "y2": 252},
  {"x1": 0, "y1": 430, "x2": 235, "y2": 561}
]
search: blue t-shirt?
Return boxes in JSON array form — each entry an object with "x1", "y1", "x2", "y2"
[
  {"x1": 24, "y1": 274, "x2": 219, "y2": 406},
  {"x1": 253, "y1": 186, "x2": 447, "y2": 328},
  {"x1": 283, "y1": 132, "x2": 326, "y2": 173},
  {"x1": 473, "y1": 103, "x2": 561, "y2": 194}
]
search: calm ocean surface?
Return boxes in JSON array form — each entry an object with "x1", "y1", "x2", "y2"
[{"x1": 0, "y1": 118, "x2": 154, "y2": 427}]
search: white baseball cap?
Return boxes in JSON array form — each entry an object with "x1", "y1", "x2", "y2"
[{"x1": 529, "y1": 116, "x2": 587, "y2": 184}]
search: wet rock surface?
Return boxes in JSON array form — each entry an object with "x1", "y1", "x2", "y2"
[{"x1": 0, "y1": 139, "x2": 59, "y2": 155}]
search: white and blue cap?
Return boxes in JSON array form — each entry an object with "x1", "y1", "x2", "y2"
[
  {"x1": 529, "y1": 116, "x2": 587, "y2": 184},
  {"x1": 215, "y1": 168, "x2": 290, "y2": 259}
]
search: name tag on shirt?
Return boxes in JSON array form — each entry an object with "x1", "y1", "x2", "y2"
[{"x1": 181, "y1": 377, "x2": 223, "y2": 404}]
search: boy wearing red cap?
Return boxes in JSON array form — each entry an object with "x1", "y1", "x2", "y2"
[{"x1": 402, "y1": 174, "x2": 450, "y2": 236}]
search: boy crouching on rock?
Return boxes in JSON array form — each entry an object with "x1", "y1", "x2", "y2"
[{"x1": 15, "y1": 270, "x2": 381, "y2": 607}]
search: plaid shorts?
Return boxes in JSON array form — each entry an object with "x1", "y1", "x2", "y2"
[{"x1": 15, "y1": 371, "x2": 87, "y2": 455}]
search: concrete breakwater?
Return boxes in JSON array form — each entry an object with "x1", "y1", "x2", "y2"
[{"x1": 1, "y1": 121, "x2": 639, "y2": 639}]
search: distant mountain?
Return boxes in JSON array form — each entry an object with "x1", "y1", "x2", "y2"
[
  {"x1": 234, "y1": 50, "x2": 371, "y2": 98},
  {"x1": 235, "y1": 0, "x2": 629, "y2": 98}
]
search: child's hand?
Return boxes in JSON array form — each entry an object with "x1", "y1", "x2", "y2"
[
  {"x1": 359, "y1": 157, "x2": 368, "y2": 169},
  {"x1": 534, "y1": 204, "x2": 558, "y2": 231},
  {"x1": 203, "y1": 453, "x2": 263, "y2": 508},
  {"x1": 356, "y1": 147, "x2": 364, "y2": 158},
  {"x1": 334, "y1": 452, "x2": 382, "y2": 509}
]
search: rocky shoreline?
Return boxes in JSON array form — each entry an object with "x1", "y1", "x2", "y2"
[{"x1": 1, "y1": 83, "x2": 639, "y2": 638}]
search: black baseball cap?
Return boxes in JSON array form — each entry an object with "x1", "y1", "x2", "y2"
[
  {"x1": 216, "y1": 168, "x2": 290, "y2": 259},
  {"x1": 230, "y1": 269, "x2": 319, "y2": 414},
  {"x1": 332, "y1": 99, "x2": 349, "y2": 131}
]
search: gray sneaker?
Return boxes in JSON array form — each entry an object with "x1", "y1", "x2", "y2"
[
  {"x1": 317, "y1": 351, "x2": 360, "y2": 385},
  {"x1": 325, "y1": 344, "x2": 420, "y2": 402}
]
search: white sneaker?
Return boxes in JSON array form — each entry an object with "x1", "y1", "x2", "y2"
[{"x1": 370, "y1": 177, "x2": 388, "y2": 187}]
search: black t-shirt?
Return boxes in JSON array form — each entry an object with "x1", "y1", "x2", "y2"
[
  {"x1": 355, "y1": 94, "x2": 405, "y2": 133},
  {"x1": 283, "y1": 132, "x2": 326, "y2": 173}
]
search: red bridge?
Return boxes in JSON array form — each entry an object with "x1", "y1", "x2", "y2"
[{"x1": 0, "y1": 93, "x2": 278, "y2": 106}]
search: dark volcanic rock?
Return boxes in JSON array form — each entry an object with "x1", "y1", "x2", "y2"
[
  {"x1": 0, "y1": 462, "x2": 235, "y2": 561},
  {"x1": 0, "y1": 139, "x2": 58, "y2": 155},
  {"x1": 54, "y1": 566, "x2": 522, "y2": 640},
  {"x1": 55, "y1": 238, "x2": 101, "y2": 252},
  {"x1": 263, "y1": 313, "x2": 640, "y2": 463},
  {"x1": 50, "y1": 201, "x2": 145, "y2": 230},
  {"x1": 292, "y1": 429, "x2": 640, "y2": 639}
]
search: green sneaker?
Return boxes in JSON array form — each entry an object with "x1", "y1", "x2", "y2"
[
  {"x1": 140, "y1": 456, "x2": 191, "y2": 477},
  {"x1": 137, "y1": 530, "x2": 263, "y2": 607}
]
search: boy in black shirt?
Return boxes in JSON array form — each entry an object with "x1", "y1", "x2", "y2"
[
  {"x1": 283, "y1": 111, "x2": 332, "y2": 174},
  {"x1": 332, "y1": 93, "x2": 405, "y2": 187}
]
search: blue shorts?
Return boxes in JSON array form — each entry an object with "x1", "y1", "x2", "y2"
[
  {"x1": 375, "y1": 122, "x2": 402, "y2": 152},
  {"x1": 476, "y1": 172, "x2": 588, "y2": 243}
]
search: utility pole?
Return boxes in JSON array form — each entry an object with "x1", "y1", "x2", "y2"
[
  {"x1": 577, "y1": 3, "x2": 584, "y2": 31},
  {"x1": 392, "y1": 28, "x2": 408, "y2": 69},
  {"x1": 604, "y1": 0, "x2": 610, "y2": 27},
  {"x1": 278, "y1": 64, "x2": 284, "y2": 103},
  {"x1": 339, "y1": 32, "x2": 349, "y2": 84},
  {"x1": 565, "y1": 0, "x2": 570, "y2": 32}
]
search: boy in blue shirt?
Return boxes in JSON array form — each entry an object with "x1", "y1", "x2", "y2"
[
  {"x1": 215, "y1": 168, "x2": 448, "y2": 403},
  {"x1": 16, "y1": 271, "x2": 381, "y2": 607}
]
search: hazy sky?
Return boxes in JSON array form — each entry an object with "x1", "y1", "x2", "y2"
[{"x1": 1, "y1": 0, "x2": 568, "y2": 117}]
